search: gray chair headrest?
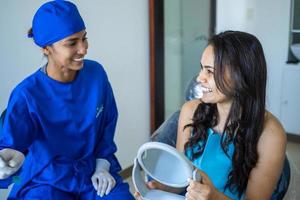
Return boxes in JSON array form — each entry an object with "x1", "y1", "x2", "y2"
[{"x1": 184, "y1": 75, "x2": 202, "y2": 101}]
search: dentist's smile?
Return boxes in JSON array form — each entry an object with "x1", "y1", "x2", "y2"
[{"x1": 73, "y1": 57, "x2": 84, "y2": 62}]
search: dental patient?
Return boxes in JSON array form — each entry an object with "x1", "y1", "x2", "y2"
[{"x1": 135, "y1": 31, "x2": 287, "y2": 200}]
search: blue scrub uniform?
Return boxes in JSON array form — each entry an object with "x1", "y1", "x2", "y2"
[
  {"x1": 0, "y1": 60, "x2": 134, "y2": 199},
  {"x1": 186, "y1": 128, "x2": 244, "y2": 200}
]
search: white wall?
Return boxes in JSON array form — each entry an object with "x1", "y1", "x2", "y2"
[
  {"x1": 216, "y1": 0, "x2": 291, "y2": 120},
  {"x1": 0, "y1": 0, "x2": 150, "y2": 173}
]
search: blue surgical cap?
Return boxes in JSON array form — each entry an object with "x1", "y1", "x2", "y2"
[{"x1": 28, "y1": 0, "x2": 86, "y2": 47}]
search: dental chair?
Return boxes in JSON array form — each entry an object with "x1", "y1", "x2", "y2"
[{"x1": 151, "y1": 76, "x2": 291, "y2": 200}]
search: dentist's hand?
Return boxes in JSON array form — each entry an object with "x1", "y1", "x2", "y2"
[
  {"x1": 0, "y1": 148, "x2": 25, "y2": 179},
  {"x1": 91, "y1": 158, "x2": 116, "y2": 197}
]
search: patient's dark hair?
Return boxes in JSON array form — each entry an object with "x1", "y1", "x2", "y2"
[{"x1": 184, "y1": 30, "x2": 267, "y2": 196}]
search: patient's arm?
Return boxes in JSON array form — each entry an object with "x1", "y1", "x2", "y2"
[{"x1": 244, "y1": 111, "x2": 286, "y2": 199}]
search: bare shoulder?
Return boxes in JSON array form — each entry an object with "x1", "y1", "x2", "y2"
[
  {"x1": 180, "y1": 99, "x2": 202, "y2": 119},
  {"x1": 259, "y1": 111, "x2": 286, "y2": 147},
  {"x1": 257, "y1": 111, "x2": 287, "y2": 158},
  {"x1": 176, "y1": 99, "x2": 202, "y2": 151}
]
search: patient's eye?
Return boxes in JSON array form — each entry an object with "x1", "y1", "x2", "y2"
[{"x1": 207, "y1": 69, "x2": 214, "y2": 74}]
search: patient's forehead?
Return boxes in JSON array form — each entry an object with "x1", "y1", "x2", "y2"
[{"x1": 201, "y1": 45, "x2": 214, "y2": 67}]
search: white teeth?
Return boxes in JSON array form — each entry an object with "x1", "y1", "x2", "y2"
[{"x1": 73, "y1": 57, "x2": 84, "y2": 62}]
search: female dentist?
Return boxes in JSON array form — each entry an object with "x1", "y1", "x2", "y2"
[{"x1": 0, "y1": 1, "x2": 134, "y2": 199}]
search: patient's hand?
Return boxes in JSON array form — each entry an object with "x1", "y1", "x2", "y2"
[
  {"x1": 134, "y1": 179, "x2": 185, "y2": 199},
  {"x1": 134, "y1": 191, "x2": 142, "y2": 200},
  {"x1": 149, "y1": 180, "x2": 186, "y2": 194},
  {"x1": 0, "y1": 148, "x2": 25, "y2": 179},
  {"x1": 134, "y1": 181, "x2": 162, "y2": 200},
  {"x1": 185, "y1": 169, "x2": 222, "y2": 200},
  {"x1": 147, "y1": 180, "x2": 169, "y2": 190}
]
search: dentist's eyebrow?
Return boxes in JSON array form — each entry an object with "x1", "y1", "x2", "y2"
[{"x1": 65, "y1": 32, "x2": 87, "y2": 42}]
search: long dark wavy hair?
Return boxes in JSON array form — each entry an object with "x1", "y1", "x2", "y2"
[{"x1": 184, "y1": 31, "x2": 267, "y2": 197}]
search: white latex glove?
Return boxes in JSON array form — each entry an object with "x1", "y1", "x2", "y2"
[
  {"x1": 91, "y1": 158, "x2": 116, "y2": 197},
  {"x1": 0, "y1": 148, "x2": 25, "y2": 179}
]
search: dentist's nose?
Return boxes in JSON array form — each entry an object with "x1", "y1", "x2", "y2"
[{"x1": 78, "y1": 41, "x2": 88, "y2": 55}]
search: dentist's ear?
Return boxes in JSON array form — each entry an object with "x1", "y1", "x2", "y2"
[{"x1": 42, "y1": 46, "x2": 50, "y2": 56}]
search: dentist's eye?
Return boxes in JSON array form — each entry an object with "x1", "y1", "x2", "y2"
[{"x1": 66, "y1": 41, "x2": 76, "y2": 47}]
